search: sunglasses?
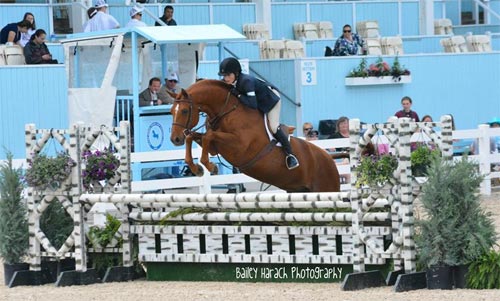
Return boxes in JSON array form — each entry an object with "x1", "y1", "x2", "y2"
[
  {"x1": 303, "y1": 127, "x2": 313, "y2": 131},
  {"x1": 168, "y1": 80, "x2": 177, "y2": 83},
  {"x1": 343, "y1": 30, "x2": 351, "y2": 33}
]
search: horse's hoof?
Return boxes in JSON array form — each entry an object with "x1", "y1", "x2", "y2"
[
  {"x1": 211, "y1": 165, "x2": 219, "y2": 175},
  {"x1": 195, "y1": 164, "x2": 204, "y2": 177}
]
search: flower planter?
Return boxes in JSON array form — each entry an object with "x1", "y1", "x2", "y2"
[
  {"x1": 426, "y1": 265, "x2": 453, "y2": 290},
  {"x1": 345, "y1": 75, "x2": 411, "y2": 86}
]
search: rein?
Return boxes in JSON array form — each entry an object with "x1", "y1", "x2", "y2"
[{"x1": 206, "y1": 92, "x2": 239, "y2": 131}]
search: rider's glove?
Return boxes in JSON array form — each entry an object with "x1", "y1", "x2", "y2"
[{"x1": 230, "y1": 87, "x2": 240, "y2": 98}]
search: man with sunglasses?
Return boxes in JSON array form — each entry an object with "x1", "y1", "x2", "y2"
[
  {"x1": 126, "y1": 6, "x2": 146, "y2": 28},
  {"x1": 333, "y1": 24, "x2": 365, "y2": 56},
  {"x1": 160, "y1": 72, "x2": 179, "y2": 104}
]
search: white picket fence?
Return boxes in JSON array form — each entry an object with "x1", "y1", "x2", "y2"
[{"x1": 130, "y1": 124, "x2": 500, "y2": 196}]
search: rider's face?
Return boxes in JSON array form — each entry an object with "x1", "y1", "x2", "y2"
[{"x1": 222, "y1": 73, "x2": 236, "y2": 84}]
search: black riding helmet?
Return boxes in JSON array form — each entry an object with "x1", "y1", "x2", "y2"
[{"x1": 218, "y1": 57, "x2": 242, "y2": 76}]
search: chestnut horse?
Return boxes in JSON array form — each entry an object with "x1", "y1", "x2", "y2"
[{"x1": 169, "y1": 79, "x2": 340, "y2": 192}]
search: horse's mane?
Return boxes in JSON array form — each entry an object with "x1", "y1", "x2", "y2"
[{"x1": 193, "y1": 79, "x2": 232, "y2": 91}]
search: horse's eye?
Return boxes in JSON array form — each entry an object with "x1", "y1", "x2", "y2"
[{"x1": 181, "y1": 109, "x2": 189, "y2": 115}]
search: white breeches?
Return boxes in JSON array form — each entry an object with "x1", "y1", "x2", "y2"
[{"x1": 268, "y1": 89, "x2": 281, "y2": 134}]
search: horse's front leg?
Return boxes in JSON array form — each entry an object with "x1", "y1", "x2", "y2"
[
  {"x1": 184, "y1": 134, "x2": 204, "y2": 177},
  {"x1": 199, "y1": 131, "x2": 239, "y2": 175}
]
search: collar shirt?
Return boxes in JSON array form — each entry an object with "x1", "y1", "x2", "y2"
[
  {"x1": 126, "y1": 19, "x2": 146, "y2": 28},
  {"x1": 83, "y1": 11, "x2": 120, "y2": 32},
  {"x1": 20, "y1": 28, "x2": 35, "y2": 47}
]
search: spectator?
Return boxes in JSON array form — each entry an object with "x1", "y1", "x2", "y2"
[
  {"x1": 126, "y1": 6, "x2": 146, "y2": 28},
  {"x1": 394, "y1": 96, "x2": 420, "y2": 122},
  {"x1": 160, "y1": 72, "x2": 179, "y2": 104},
  {"x1": 218, "y1": 57, "x2": 299, "y2": 169},
  {"x1": 329, "y1": 116, "x2": 350, "y2": 152},
  {"x1": 302, "y1": 122, "x2": 314, "y2": 138},
  {"x1": 487, "y1": 118, "x2": 500, "y2": 153},
  {"x1": 139, "y1": 77, "x2": 169, "y2": 107},
  {"x1": 306, "y1": 130, "x2": 319, "y2": 141},
  {"x1": 19, "y1": 12, "x2": 36, "y2": 47},
  {"x1": 332, "y1": 24, "x2": 365, "y2": 56},
  {"x1": 155, "y1": 5, "x2": 177, "y2": 26},
  {"x1": 82, "y1": 7, "x2": 98, "y2": 31},
  {"x1": 421, "y1": 115, "x2": 433, "y2": 122},
  {"x1": 0, "y1": 20, "x2": 31, "y2": 46},
  {"x1": 83, "y1": 0, "x2": 120, "y2": 32},
  {"x1": 23, "y1": 29, "x2": 58, "y2": 64}
]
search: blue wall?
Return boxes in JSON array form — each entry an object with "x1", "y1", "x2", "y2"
[{"x1": 0, "y1": 66, "x2": 68, "y2": 159}]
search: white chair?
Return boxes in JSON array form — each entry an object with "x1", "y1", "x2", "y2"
[
  {"x1": 357, "y1": 20, "x2": 380, "y2": 39},
  {"x1": 265, "y1": 39, "x2": 286, "y2": 59},
  {"x1": 293, "y1": 23, "x2": 319, "y2": 40},
  {"x1": 365, "y1": 38, "x2": 382, "y2": 55},
  {"x1": 466, "y1": 34, "x2": 492, "y2": 52},
  {"x1": 434, "y1": 18, "x2": 453, "y2": 35},
  {"x1": 449, "y1": 35, "x2": 468, "y2": 53},
  {"x1": 380, "y1": 36, "x2": 404, "y2": 55},
  {"x1": 0, "y1": 45, "x2": 7, "y2": 66},
  {"x1": 258, "y1": 40, "x2": 268, "y2": 59},
  {"x1": 4, "y1": 45, "x2": 25, "y2": 65},
  {"x1": 317, "y1": 21, "x2": 333, "y2": 39},
  {"x1": 283, "y1": 40, "x2": 305, "y2": 58},
  {"x1": 253, "y1": 23, "x2": 270, "y2": 40}
]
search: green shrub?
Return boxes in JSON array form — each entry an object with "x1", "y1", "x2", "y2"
[
  {"x1": 467, "y1": 250, "x2": 500, "y2": 289},
  {"x1": 0, "y1": 152, "x2": 29, "y2": 264}
]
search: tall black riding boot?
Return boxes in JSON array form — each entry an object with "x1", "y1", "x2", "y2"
[{"x1": 274, "y1": 127, "x2": 299, "y2": 170}]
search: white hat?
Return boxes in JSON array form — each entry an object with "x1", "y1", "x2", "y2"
[
  {"x1": 95, "y1": 0, "x2": 108, "y2": 8},
  {"x1": 166, "y1": 72, "x2": 179, "y2": 82},
  {"x1": 129, "y1": 6, "x2": 143, "y2": 18}
]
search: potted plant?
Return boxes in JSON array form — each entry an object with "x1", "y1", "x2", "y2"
[
  {"x1": 466, "y1": 249, "x2": 500, "y2": 289},
  {"x1": 410, "y1": 144, "x2": 438, "y2": 177},
  {"x1": 415, "y1": 155, "x2": 497, "y2": 289},
  {"x1": 82, "y1": 148, "x2": 119, "y2": 192},
  {"x1": 355, "y1": 153, "x2": 398, "y2": 188},
  {"x1": 24, "y1": 151, "x2": 75, "y2": 191},
  {"x1": 345, "y1": 56, "x2": 411, "y2": 86},
  {"x1": 0, "y1": 151, "x2": 29, "y2": 285}
]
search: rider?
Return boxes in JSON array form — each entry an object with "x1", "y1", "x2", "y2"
[{"x1": 218, "y1": 57, "x2": 299, "y2": 170}]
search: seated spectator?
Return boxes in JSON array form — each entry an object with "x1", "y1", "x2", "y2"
[
  {"x1": 421, "y1": 115, "x2": 433, "y2": 122},
  {"x1": 19, "y1": 12, "x2": 36, "y2": 47},
  {"x1": 126, "y1": 6, "x2": 146, "y2": 28},
  {"x1": 329, "y1": 116, "x2": 350, "y2": 152},
  {"x1": 306, "y1": 130, "x2": 319, "y2": 141},
  {"x1": 302, "y1": 122, "x2": 314, "y2": 138},
  {"x1": 0, "y1": 20, "x2": 31, "y2": 46},
  {"x1": 155, "y1": 5, "x2": 177, "y2": 26},
  {"x1": 83, "y1": 0, "x2": 120, "y2": 32},
  {"x1": 333, "y1": 24, "x2": 365, "y2": 56},
  {"x1": 394, "y1": 96, "x2": 420, "y2": 122},
  {"x1": 160, "y1": 72, "x2": 179, "y2": 104},
  {"x1": 139, "y1": 77, "x2": 169, "y2": 107},
  {"x1": 488, "y1": 118, "x2": 500, "y2": 153},
  {"x1": 23, "y1": 29, "x2": 58, "y2": 64}
]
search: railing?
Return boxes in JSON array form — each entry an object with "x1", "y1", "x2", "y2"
[{"x1": 129, "y1": 124, "x2": 500, "y2": 196}]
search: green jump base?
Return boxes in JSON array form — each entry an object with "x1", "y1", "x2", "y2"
[{"x1": 146, "y1": 262, "x2": 388, "y2": 283}]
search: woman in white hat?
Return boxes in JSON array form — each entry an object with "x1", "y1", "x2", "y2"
[{"x1": 126, "y1": 6, "x2": 146, "y2": 28}]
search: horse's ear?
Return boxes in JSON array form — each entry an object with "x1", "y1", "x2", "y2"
[
  {"x1": 180, "y1": 88, "x2": 189, "y2": 98},
  {"x1": 165, "y1": 89, "x2": 176, "y2": 98}
]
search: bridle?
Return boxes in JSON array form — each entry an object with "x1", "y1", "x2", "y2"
[{"x1": 172, "y1": 91, "x2": 239, "y2": 136}]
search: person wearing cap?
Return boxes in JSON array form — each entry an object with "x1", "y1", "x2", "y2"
[
  {"x1": 160, "y1": 72, "x2": 179, "y2": 104},
  {"x1": 126, "y1": 6, "x2": 146, "y2": 28},
  {"x1": 218, "y1": 57, "x2": 299, "y2": 170},
  {"x1": 83, "y1": 0, "x2": 119, "y2": 32}
]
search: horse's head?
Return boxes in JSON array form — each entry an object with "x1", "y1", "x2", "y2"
[{"x1": 170, "y1": 88, "x2": 200, "y2": 146}]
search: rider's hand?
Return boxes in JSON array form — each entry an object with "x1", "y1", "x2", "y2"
[{"x1": 230, "y1": 87, "x2": 240, "y2": 98}]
